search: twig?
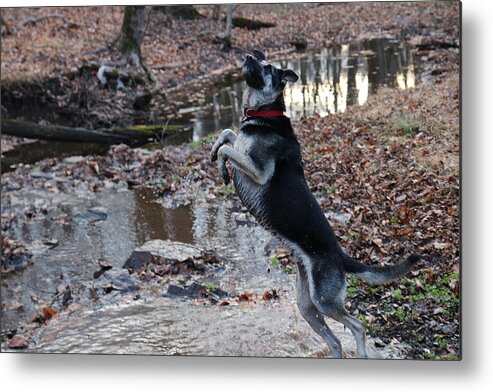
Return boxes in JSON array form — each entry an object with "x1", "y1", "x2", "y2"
[
  {"x1": 151, "y1": 60, "x2": 192, "y2": 71},
  {"x1": 157, "y1": 119, "x2": 170, "y2": 147},
  {"x1": 18, "y1": 13, "x2": 78, "y2": 28}
]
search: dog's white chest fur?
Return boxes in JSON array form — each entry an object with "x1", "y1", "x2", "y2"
[{"x1": 233, "y1": 133, "x2": 254, "y2": 155}]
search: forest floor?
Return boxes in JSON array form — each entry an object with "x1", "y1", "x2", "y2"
[{"x1": 1, "y1": 3, "x2": 460, "y2": 359}]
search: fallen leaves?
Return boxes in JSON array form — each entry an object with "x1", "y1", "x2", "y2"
[
  {"x1": 262, "y1": 289, "x2": 279, "y2": 301},
  {"x1": 31, "y1": 306, "x2": 58, "y2": 324},
  {"x1": 236, "y1": 293, "x2": 253, "y2": 302}
]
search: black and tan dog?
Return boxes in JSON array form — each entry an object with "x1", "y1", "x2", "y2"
[{"x1": 210, "y1": 50, "x2": 420, "y2": 358}]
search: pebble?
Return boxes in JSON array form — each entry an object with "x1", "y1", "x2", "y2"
[{"x1": 63, "y1": 156, "x2": 85, "y2": 164}]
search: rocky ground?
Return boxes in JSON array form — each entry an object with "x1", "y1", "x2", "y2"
[{"x1": 1, "y1": 2, "x2": 460, "y2": 359}]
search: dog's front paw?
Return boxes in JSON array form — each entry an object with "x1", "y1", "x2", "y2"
[{"x1": 210, "y1": 140, "x2": 222, "y2": 162}]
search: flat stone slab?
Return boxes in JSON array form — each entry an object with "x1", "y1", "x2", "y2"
[{"x1": 135, "y1": 239, "x2": 202, "y2": 261}]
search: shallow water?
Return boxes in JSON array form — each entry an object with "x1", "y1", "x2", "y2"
[
  {"x1": 2, "y1": 187, "x2": 287, "y2": 331},
  {"x1": 1, "y1": 186, "x2": 407, "y2": 357}
]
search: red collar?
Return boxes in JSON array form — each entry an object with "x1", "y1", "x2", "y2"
[{"x1": 243, "y1": 108, "x2": 285, "y2": 118}]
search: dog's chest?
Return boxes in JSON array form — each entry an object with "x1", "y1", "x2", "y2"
[
  {"x1": 232, "y1": 132, "x2": 274, "y2": 226},
  {"x1": 233, "y1": 132, "x2": 254, "y2": 155}
]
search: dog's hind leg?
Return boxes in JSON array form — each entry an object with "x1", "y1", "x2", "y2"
[
  {"x1": 309, "y1": 268, "x2": 368, "y2": 358},
  {"x1": 296, "y1": 265, "x2": 343, "y2": 358}
]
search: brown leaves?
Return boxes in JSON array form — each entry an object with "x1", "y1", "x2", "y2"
[
  {"x1": 262, "y1": 289, "x2": 279, "y2": 301},
  {"x1": 31, "y1": 306, "x2": 58, "y2": 324},
  {"x1": 236, "y1": 293, "x2": 253, "y2": 302},
  {"x1": 395, "y1": 228, "x2": 414, "y2": 236}
]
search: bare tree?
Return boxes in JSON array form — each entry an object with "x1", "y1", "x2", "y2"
[
  {"x1": 114, "y1": 6, "x2": 154, "y2": 81},
  {"x1": 222, "y1": 4, "x2": 234, "y2": 50},
  {"x1": 1, "y1": 11, "x2": 15, "y2": 35},
  {"x1": 212, "y1": 5, "x2": 221, "y2": 21}
]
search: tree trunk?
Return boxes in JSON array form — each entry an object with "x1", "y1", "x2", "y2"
[
  {"x1": 1, "y1": 12, "x2": 15, "y2": 35},
  {"x1": 113, "y1": 6, "x2": 156, "y2": 83},
  {"x1": 223, "y1": 5, "x2": 233, "y2": 50},
  {"x1": 212, "y1": 5, "x2": 221, "y2": 21},
  {"x1": 115, "y1": 6, "x2": 146, "y2": 62}
]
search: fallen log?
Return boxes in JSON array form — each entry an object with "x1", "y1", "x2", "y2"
[
  {"x1": 1, "y1": 119, "x2": 187, "y2": 145},
  {"x1": 225, "y1": 16, "x2": 275, "y2": 30}
]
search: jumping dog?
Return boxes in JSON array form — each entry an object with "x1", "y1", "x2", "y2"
[{"x1": 210, "y1": 50, "x2": 420, "y2": 358}]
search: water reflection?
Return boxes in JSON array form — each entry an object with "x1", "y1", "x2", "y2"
[{"x1": 190, "y1": 38, "x2": 417, "y2": 140}]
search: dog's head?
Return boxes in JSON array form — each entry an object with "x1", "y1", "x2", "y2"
[{"x1": 242, "y1": 50, "x2": 299, "y2": 110}]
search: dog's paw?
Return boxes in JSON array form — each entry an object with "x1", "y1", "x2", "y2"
[{"x1": 210, "y1": 147, "x2": 218, "y2": 162}]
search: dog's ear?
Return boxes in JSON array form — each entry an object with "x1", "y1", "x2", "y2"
[
  {"x1": 282, "y1": 69, "x2": 299, "y2": 84},
  {"x1": 253, "y1": 50, "x2": 266, "y2": 61}
]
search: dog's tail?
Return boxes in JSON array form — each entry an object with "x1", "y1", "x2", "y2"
[{"x1": 343, "y1": 253, "x2": 420, "y2": 284}]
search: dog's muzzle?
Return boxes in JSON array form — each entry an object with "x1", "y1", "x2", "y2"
[{"x1": 243, "y1": 55, "x2": 264, "y2": 89}]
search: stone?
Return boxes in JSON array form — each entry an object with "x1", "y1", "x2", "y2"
[{"x1": 8, "y1": 335, "x2": 29, "y2": 349}]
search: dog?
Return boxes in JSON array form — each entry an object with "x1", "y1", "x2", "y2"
[{"x1": 210, "y1": 50, "x2": 420, "y2": 358}]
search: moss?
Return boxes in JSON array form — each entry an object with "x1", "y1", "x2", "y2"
[{"x1": 127, "y1": 124, "x2": 185, "y2": 133}]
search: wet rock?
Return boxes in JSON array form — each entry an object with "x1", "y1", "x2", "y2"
[
  {"x1": 199, "y1": 249, "x2": 227, "y2": 266},
  {"x1": 59, "y1": 285, "x2": 73, "y2": 309},
  {"x1": 30, "y1": 170, "x2": 54, "y2": 179},
  {"x1": 124, "y1": 241, "x2": 226, "y2": 276},
  {"x1": 63, "y1": 156, "x2": 85, "y2": 164},
  {"x1": 440, "y1": 324, "x2": 455, "y2": 335},
  {"x1": 373, "y1": 337, "x2": 386, "y2": 348},
  {"x1": 135, "y1": 239, "x2": 202, "y2": 261},
  {"x1": 93, "y1": 261, "x2": 113, "y2": 279},
  {"x1": 1, "y1": 253, "x2": 31, "y2": 273},
  {"x1": 8, "y1": 335, "x2": 29, "y2": 349},
  {"x1": 73, "y1": 206, "x2": 108, "y2": 223},
  {"x1": 123, "y1": 251, "x2": 162, "y2": 272},
  {"x1": 166, "y1": 283, "x2": 228, "y2": 299},
  {"x1": 1, "y1": 237, "x2": 32, "y2": 273},
  {"x1": 27, "y1": 238, "x2": 59, "y2": 255},
  {"x1": 94, "y1": 269, "x2": 138, "y2": 295}
]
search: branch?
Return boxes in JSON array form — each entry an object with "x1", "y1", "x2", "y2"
[{"x1": 18, "y1": 13, "x2": 79, "y2": 28}]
